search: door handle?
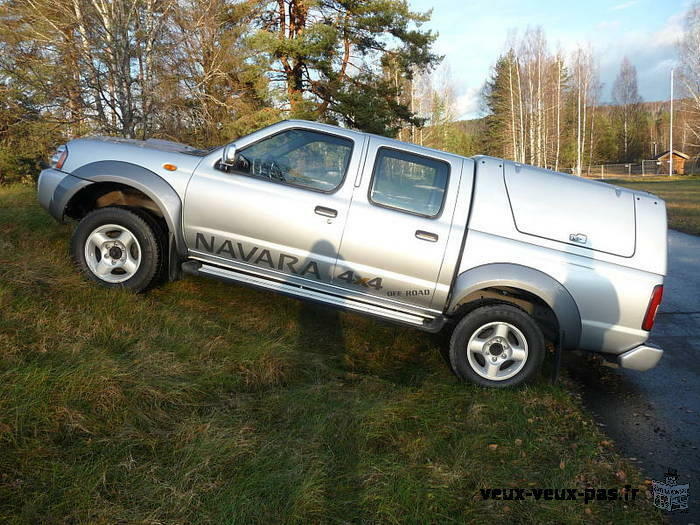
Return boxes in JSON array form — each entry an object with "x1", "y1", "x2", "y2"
[
  {"x1": 314, "y1": 206, "x2": 337, "y2": 218},
  {"x1": 415, "y1": 230, "x2": 438, "y2": 242}
]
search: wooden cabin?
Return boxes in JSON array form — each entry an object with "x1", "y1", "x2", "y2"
[{"x1": 653, "y1": 150, "x2": 690, "y2": 175}]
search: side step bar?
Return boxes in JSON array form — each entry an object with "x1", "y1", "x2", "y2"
[{"x1": 182, "y1": 261, "x2": 446, "y2": 332}]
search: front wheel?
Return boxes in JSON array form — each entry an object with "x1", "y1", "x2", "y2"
[
  {"x1": 71, "y1": 207, "x2": 162, "y2": 292},
  {"x1": 449, "y1": 305, "x2": 545, "y2": 388}
]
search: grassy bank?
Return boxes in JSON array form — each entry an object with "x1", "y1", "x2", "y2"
[
  {"x1": 0, "y1": 184, "x2": 659, "y2": 523},
  {"x1": 604, "y1": 175, "x2": 700, "y2": 236}
]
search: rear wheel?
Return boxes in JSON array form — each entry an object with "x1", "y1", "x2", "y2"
[
  {"x1": 71, "y1": 207, "x2": 162, "y2": 292},
  {"x1": 449, "y1": 305, "x2": 545, "y2": 388}
]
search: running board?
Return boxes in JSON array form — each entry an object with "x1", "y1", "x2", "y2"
[{"x1": 182, "y1": 261, "x2": 445, "y2": 332}]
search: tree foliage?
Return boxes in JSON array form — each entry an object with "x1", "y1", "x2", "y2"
[
  {"x1": 0, "y1": 1, "x2": 698, "y2": 184},
  {"x1": 250, "y1": 0, "x2": 441, "y2": 136},
  {"x1": 481, "y1": 25, "x2": 699, "y2": 173},
  {"x1": 0, "y1": 0, "x2": 441, "y2": 182},
  {"x1": 680, "y1": 1, "x2": 700, "y2": 150}
]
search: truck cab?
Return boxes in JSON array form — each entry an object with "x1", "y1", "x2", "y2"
[{"x1": 184, "y1": 120, "x2": 473, "y2": 321}]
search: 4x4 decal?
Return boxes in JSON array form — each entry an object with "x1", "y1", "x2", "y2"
[{"x1": 336, "y1": 270, "x2": 383, "y2": 290}]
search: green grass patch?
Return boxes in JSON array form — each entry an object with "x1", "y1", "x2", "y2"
[
  {"x1": 0, "y1": 184, "x2": 660, "y2": 523},
  {"x1": 604, "y1": 175, "x2": 700, "y2": 236}
]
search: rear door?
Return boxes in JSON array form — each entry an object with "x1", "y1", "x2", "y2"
[{"x1": 334, "y1": 137, "x2": 465, "y2": 310}]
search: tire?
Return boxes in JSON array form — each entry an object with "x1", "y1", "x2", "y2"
[
  {"x1": 71, "y1": 207, "x2": 162, "y2": 292},
  {"x1": 128, "y1": 207, "x2": 169, "y2": 285},
  {"x1": 449, "y1": 305, "x2": 545, "y2": 388}
]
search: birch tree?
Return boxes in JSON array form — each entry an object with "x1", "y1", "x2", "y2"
[
  {"x1": 571, "y1": 46, "x2": 597, "y2": 176},
  {"x1": 410, "y1": 65, "x2": 457, "y2": 148},
  {"x1": 612, "y1": 57, "x2": 644, "y2": 162},
  {"x1": 160, "y1": 0, "x2": 276, "y2": 145},
  {"x1": 679, "y1": 1, "x2": 700, "y2": 151},
  {"x1": 483, "y1": 28, "x2": 566, "y2": 169},
  {"x1": 553, "y1": 52, "x2": 565, "y2": 171},
  {"x1": 0, "y1": 0, "x2": 175, "y2": 137}
]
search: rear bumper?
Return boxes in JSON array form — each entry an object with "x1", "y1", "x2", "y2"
[{"x1": 617, "y1": 344, "x2": 664, "y2": 371}]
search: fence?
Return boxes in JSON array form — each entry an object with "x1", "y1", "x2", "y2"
[
  {"x1": 576, "y1": 160, "x2": 673, "y2": 179},
  {"x1": 686, "y1": 158, "x2": 700, "y2": 174}
]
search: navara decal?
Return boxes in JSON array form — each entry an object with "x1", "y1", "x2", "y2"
[{"x1": 195, "y1": 233, "x2": 321, "y2": 279}]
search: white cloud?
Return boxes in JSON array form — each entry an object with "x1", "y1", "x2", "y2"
[
  {"x1": 653, "y1": 11, "x2": 684, "y2": 46},
  {"x1": 410, "y1": 0, "x2": 687, "y2": 111},
  {"x1": 595, "y1": 11, "x2": 682, "y2": 102},
  {"x1": 596, "y1": 20, "x2": 621, "y2": 30},
  {"x1": 610, "y1": 1, "x2": 638, "y2": 10},
  {"x1": 455, "y1": 87, "x2": 482, "y2": 119}
]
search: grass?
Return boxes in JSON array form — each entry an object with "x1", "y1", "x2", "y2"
[
  {"x1": 603, "y1": 175, "x2": 700, "y2": 236},
  {"x1": 0, "y1": 184, "x2": 660, "y2": 523}
]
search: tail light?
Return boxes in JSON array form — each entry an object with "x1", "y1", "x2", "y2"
[
  {"x1": 642, "y1": 285, "x2": 664, "y2": 331},
  {"x1": 50, "y1": 145, "x2": 68, "y2": 170}
]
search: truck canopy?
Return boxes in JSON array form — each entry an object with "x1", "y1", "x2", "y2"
[{"x1": 504, "y1": 163, "x2": 636, "y2": 258}]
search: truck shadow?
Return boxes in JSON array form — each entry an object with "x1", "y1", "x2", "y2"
[
  {"x1": 295, "y1": 239, "x2": 439, "y2": 387},
  {"x1": 296, "y1": 301, "x2": 346, "y2": 356},
  {"x1": 296, "y1": 292, "x2": 439, "y2": 389},
  {"x1": 291, "y1": 242, "x2": 454, "y2": 516},
  {"x1": 296, "y1": 239, "x2": 347, "y2": 360}
]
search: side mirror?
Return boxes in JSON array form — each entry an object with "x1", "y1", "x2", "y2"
[{"x1": 221, "y1": 143, "x2": 237, "y2": 166}]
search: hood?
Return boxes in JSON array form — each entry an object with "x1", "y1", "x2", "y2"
[
  {"x1": 60, "y1": 136, "x2": 216, "y2": 180},
  {"x1": 82, "y1": 136, "x2": 213, "y2": 156}
]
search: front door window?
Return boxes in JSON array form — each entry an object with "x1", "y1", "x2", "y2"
[{"x1": 228, "y1": 129, "x2": 354, "y2": 193}]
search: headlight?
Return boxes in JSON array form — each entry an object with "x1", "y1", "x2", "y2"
[{"x1": 50, "y1": 144, "x2": 68, "y2": 170}]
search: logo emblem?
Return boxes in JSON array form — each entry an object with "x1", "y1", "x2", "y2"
[{"x1": 652, "y1": 468, "x2": 689, "y2": 512}]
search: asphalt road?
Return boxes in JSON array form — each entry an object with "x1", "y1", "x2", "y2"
[{"x1": 564, "y1": 230, "x2": 699, "y2": 524}]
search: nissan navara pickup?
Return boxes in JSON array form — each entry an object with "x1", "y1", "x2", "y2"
[{"x1": 37, "y1": 120, "x2": 668, "y2": 387}]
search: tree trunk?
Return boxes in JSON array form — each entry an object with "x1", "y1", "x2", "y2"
[
  {"x1": 576, "y1": 64, "x2": 582, "y2": 176},
  {"x1": 508, "y1": 59, "x2": 517, "y2": 160},
  {"x1": 555, "y1": 58, "x2": 561, "y2": 172},
  {"x1": 516, "y1": 59, "x2": 525, "y2": 163}
]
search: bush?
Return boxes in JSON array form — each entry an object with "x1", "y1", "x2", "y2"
[{"x1": 0, "y1": 147, "x2": 46, "y2": 185}]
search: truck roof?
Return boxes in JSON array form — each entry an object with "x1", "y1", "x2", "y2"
[{"x1": 282, "y1": 119, "x2": 466, "y2": 161}]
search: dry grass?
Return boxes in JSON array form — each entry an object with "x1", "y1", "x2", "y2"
[
  {"x1": 604, "y1": 175, "x2": 700, "y2": 236},
  {"x1": 0, "y1": 184, "x2": 660, "y2": 523}
]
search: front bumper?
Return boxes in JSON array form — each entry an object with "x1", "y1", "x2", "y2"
[
  {"x1": 37, "y1": 168, "x2": 65, "y2": 213},
  {"x1": 617, "y1": 344, "x2": 664, "y2": 371},
  {"x1": 37, "y1": 168, "x2": 91, "y2": 221}
]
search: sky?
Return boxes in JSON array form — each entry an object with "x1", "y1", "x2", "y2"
[{"x1": 410, "y1": 0, "x2": 689, "y2": 119}]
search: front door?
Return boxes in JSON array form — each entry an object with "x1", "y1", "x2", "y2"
[
  {"x1": 334, "y1": 138, "x2": 464, "y2": 310},
  {"x1": 183, "y1": 124, "x2": 365, "y2": 287}
]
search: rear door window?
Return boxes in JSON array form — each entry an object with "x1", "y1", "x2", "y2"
[{"x1": 369, "y1": 148, "x2": 449, "y2": 217}]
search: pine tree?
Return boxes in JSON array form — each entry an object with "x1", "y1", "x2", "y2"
[
  {"x1": 250, "y1": 0, "x2": 441, "y2": 136},
  {"x1": 482, "y1": 51, "x2": 519, "y2": 158}
]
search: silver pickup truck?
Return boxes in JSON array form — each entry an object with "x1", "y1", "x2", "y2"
[{"x1": 37, "y1": 120, "x2": 667, "y2": 387}]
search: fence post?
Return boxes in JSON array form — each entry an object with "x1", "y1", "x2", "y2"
[
  {"x1": 601, "y1": 165, "x2": 604, "y2": 179},
  {"x1": 642, "y1": 160, "x2": 645, "y2": 176}
]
